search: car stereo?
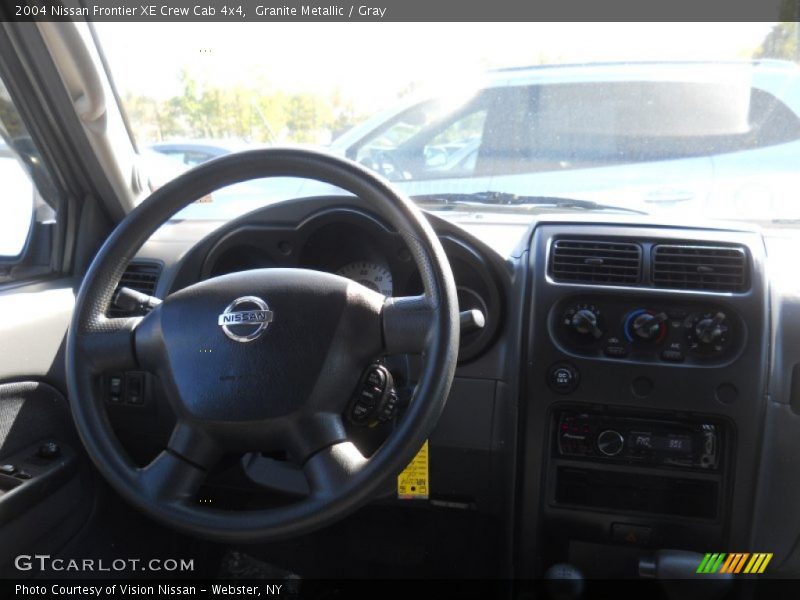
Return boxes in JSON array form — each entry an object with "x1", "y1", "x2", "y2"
[{"x1": 555, "y1": 410, "x2": 720, "y2": 470}]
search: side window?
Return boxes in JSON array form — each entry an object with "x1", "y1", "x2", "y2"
[
  {"x1": 351, "y1": 100, "x2": 443, "y2": 178},
  {"x1": 742, "y1": 88, "x2": 800, "y2": 149},
  {"x1": 0, "y1": 141, "x2": 33, "y2": 257},
  {"x1": 350, "y1": 94, "x2": 490, "y2": 181},
  {"x1": 0, "y1": 75, "x2": 55, "y2": 264},
  {"x1": 421, "y1": 109, "x2": 487, "y2": 177}
]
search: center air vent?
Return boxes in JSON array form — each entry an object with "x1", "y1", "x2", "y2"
[
  {"x1": 107, "y1": 261, "x2": 162, "y2": 317},
  {"x1": 550, "y1": 239, "x2": 641, "y2": 285},
  {"x1": 652, "y1": 244, "x2": 748, "y2": 292}
]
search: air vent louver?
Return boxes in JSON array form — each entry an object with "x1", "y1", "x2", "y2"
[
  {"x1": 652, "y1": 245, "x2": 747, "y2": 292},
  {"x1": 550, "y1": 239, "x2": 641, "y2": 285},
  {"x1": 107, "y1": 261, "x2": 162, "y2": 317}
]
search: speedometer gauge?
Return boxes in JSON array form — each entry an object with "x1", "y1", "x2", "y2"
[{"x1": 336, "y1": 261, "x2": 394, "y2": 296}]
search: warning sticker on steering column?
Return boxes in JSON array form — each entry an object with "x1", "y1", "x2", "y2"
[{"x1": 397, "y1": 440, "x2": 429, "y2": 500}]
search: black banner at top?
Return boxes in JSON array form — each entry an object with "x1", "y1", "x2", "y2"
[{"x1": 0, "y1": 0, "x2": 798, "y2": 22}]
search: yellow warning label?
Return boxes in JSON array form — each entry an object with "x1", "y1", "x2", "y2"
[{"x1": 397, "y1": 440, "x2": 429, "y2": 500}]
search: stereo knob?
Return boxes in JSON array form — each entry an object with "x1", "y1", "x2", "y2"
[{"x1": 597, "y1": 430, "x2": 625, "y2": 457}]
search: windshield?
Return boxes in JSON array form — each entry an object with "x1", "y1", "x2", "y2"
[{"x1": 96, "y1": 22, "x2": 800, "y2": 226}]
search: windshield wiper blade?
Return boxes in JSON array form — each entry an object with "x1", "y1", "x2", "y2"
[{"x1": 414, "y1": 192, "x2": 648, "y2": 215}]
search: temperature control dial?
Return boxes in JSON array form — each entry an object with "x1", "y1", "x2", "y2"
[
  {"x1": 625, "y1": 309, "x2": 668, "y2": 343},
  {"x1": 686, "y1": 311, "x2": 730, "y2": 354},
  {"x1": 562, "y1": 304, "x2": 604, "y2": 341}
]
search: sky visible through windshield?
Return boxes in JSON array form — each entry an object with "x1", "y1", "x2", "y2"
[{"x1": 97, "y1": 22, "x2": 773, "y2": 130}]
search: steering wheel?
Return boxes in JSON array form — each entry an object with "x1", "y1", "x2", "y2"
[{"x1": 66, "y1": 149, "x2": 459, "y2": 542}]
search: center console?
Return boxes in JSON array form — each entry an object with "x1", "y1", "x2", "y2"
[{"x1": 518, "y1": 223, "x2": 768, "y2": 578}]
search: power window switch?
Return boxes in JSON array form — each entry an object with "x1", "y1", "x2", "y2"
[
  {"x1": 126, "y1": 373, "x2": 145, "y2": 405},
  {"x1": 109, "y1": 376, "x2": 123, "y2": 395}
]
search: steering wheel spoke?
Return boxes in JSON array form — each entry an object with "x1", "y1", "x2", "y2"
[
  {"x1": 167, "y1": 421, "x2": 222, "y2": 469},
  {"x1": 277, "y1": 412, "x2": 366, "y2": 497},
  {"x1": 382, "y1": 295, "x2": 434, "y2": 354},
  {"x1": 75, "y1": 317, "x2": 141, "y2": 373},
  {"x1": 136, "y1": 421, "x2": 221, "y2": 505},
  {"x1": 137, "y1": 450, "x2": 207, "y2": 505},
  {"x1": 304, "y1": 441, "x2": 368, "y2": 499}
]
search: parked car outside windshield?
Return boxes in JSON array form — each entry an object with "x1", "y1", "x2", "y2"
[
  {"x1": 149, "y1": 139, "x2": 254, "y2": 167},
  {"x1": 321, "y1": 61, "x2": 800, "y2": 223},
  {"x1": 96, "y1": 23, "x2": 800, "y2": 227}
]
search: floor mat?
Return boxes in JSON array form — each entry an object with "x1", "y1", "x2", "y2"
[{"x1": 219, "y1": 549, "x2": 301, "y2": 591}]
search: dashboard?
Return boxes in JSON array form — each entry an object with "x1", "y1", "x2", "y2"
[{"x1": 104, "y1": 194, "x2": 800, "y2": 580}]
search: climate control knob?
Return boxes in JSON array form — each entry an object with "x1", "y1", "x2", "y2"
[
  {"x1": 571, "y1": 309, "x2": 603, "y2": 339},
  {"x1": 597, "y1": 430, "x2": 625, "y2": 457},
  {"x1": 625, "y1": 309, "x2": 668, "y2": 342},
  {"x1": 686, "y1": 311, "x2": 731, "y2": 354},
  {"x1": 695, "y1": 312, "x2": 727, "y2": 344},
  {"x1": 562, "y1": 304, "x2": 604, "y2": 341}
]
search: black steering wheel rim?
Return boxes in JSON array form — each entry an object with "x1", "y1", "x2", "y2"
[{"x1": 66, "y1": 148, "x2": 459, "y2": 543}]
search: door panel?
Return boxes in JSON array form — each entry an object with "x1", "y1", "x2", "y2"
[
  {"x1": 0, "y1": 283, "x2": 73, "y2": 381},
  {"x1": 0, "y1": 381, "x2": 94, "y2": 577}
]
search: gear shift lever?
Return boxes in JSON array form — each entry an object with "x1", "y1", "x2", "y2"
[{"x1": 543, "y1": 563, "x2": 585, "y2": 600}]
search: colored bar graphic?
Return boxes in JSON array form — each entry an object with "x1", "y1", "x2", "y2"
[
  {"x1": 699, "y1": 552, "x2": 773, "y2": 575},
  {"x1": 744, "y1": 554, "x2": 761, "y2": 574},
  {"x1": 757, "y1": 553, "x2": 773, "y2": 574},
  {"x1": 719, "y1": 553, "x2": 739, "y2": 573},
  {"x1": 696, "y1": 554, "x2": 712, "y2": 573},
  {"x1": 711, "y1": 553, "x2": 726, "y2": 573},
  {"x1": 702, "y1": 553, "x2": 719, "y2": 573},
  {"x1": 733, "y1": 553, "x2": 750, "y2": 573},
  {"x1": 720, "y1": 553, "x2": 737, "y2": 573}
]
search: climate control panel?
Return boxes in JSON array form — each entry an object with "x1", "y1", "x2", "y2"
[{"x1": 551, "y1": 296, "x2": 743, "y2": 365}]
